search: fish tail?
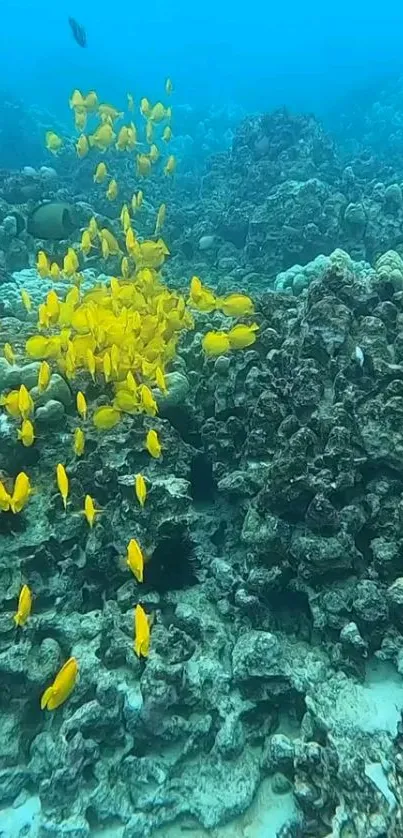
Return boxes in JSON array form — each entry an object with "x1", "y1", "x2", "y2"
[
  {"x1": 40, "y1": 686, "x2": 52, "y2": 710},
  {"x1": 13, "y1": 613, "x2": 21, "y2": 627}
]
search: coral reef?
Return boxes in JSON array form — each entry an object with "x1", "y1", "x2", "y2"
[{"x1": 1, "y1": 245, "x2": 403, "y2": 836}]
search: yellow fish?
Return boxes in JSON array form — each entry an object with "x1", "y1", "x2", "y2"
[
  {"x1": 155, "y1": 366, "x2": 167, "y2": 394},
  {"x1": 140, "y1": 385, "x2": 158, "y2": 416},
  {"x1": 100, "y1": 228, "x2": 121, "y2": 255},
  {"x1": 136, "y1": 154, "x2": 152, "y2": 177},
  {"x1": 98, "y1": 103, "x2": 123, "y2": 121},
  {"x1": 217, "y1": 293, "x2": 255, "y2": 317},
  {"x1": 150, "y1": 102, "x2": 166, "y2": 123},
  {"x1": 113, "y1": 389, "x2": 139, "y2": 414},
  {"x1": 74, "y1": 108, "x2": 87, "y2": 132},
  {"x1": 69, "y1": 89, "x2": 85, "y2": 109},
  {"x1": 0, "y1": 480, "x2": 11, "y2": 512},
  {"x1": 41, "y1": 657, "x2": 78, "y2": 711},
  {"x1": 145, "y1": 429, "x2": 161, "y2": 458},
  {"x1": 56, "y1": 463, "x2": 69, "y2": 510},
  {"x1": 73, "y1": 427, "x2": 85, "y2": 457},
  {"x1": 94, "y1": 162, "x2": 107, "y2": 183},
  {"x1": 140, "y1": 97, "x2": 152, "y2": 118},
  {"x1": 77, "y1": 391, "x2": 87, "y2": 420},
  {"x1": 93, "y1": 405, "x2": 121, "y2": 430},
  {"x1": 4, "y1": 343, "x2": 15, "y2": 365},
  {"x1": 106, "y1": 179, "x2": 118, "y2": 201},
  {"x1": 45, "y1": 131, "x2": 63, "y2": 154},
  {"x1": 103, "y1": 352, "x2": 112, "y2": 382},
  {"x1": 18, "y1": 384, "x2": 34, "y2": 419},
  {"x1": 127, "y1": 93, "x2": 135, "y2": 111},
  {"x1": 135, "y1": 474, "x2": 147, "y2": 508},
  {"x1": 202, "y1": 331, "x2": 231, "y2": 356},
  {"x1": 84, "y1": 91, "x2": 98, "y2": 112},
  {"x1": 21, "y1": 289, "x2": 32, "y2": 313},
  {"x1": 14, "y1": 584, "x2": 32, "y2": 627},
  {"x1": 76, "y1": 134, "x2": 89, "y2": 158},
  {"x1": 126, "y1": 538, "x2": 144, "y2": 582},
  {"x1": 120, "y1": 205, "x2": 131, "y2": 233},
  {"x1": 115, "y1": 125, "x2": 132, "y2": 151},
  {"x1": 149, "y1": 143, "x2": 159, "y2": 163},
  {"x1": 84, "y1": 494, "x2": 101, "y2": 528},
  {"x1": 135, "y1": 190, "x2": 143, "y2": 209},
  {"x1": 86, "y1": 348, "x2": 96, "y2": 382},
  {"x1": 134, "y1": 604, "x2": 150, "y2": 658},
  {"x1": 37, "y1": 250, "x2": 50, "y2": 279},
  {"x1": 50, "y1": 262, "x2": 61, "y2": 281},
  {"x1": 0, "y1": 390, "x2": 22, "y2": 419},
  {"x1": 165, "y1": 78, "x2": 173, "y2": 95},
  {"x1": 88, "y1": 122, "x2": 116, "y2": 151},
  {"x1": 17, "y1": 419, "x2": 35, "y2": 447},
  {"x1": 154, "y1": 203, "x2": 166, "y2": 235},
  {"x1": 145, "y1": 120, "x2": 153, "y2": 144},
  {"x1": 25, "y1": 335, "x2": 52, "y2": 360},
  {"x1": 81, "y1": 230, "x2": 93, "y2": 256},
  {"x1": 37, "y1": 360, "x2": 51, "y2": 392},
  {"x1": 10, "y1": 472, "x2": 31, "y2": 514},
  {"x1": 164, "y1": 155, "x2": 176, "y2": 176},
  {"x1": 227, "y1": 323, "x2": 259, "y2": 349},
  {"x1": 162, "y1": 125, "x2": 172, "y2": 142}
]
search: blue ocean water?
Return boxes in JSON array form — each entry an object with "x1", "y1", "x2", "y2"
[{"x1": 1, "y1": 0, "x2": 403, "y2": 125}]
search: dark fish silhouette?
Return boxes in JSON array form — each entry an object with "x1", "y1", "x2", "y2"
[{"x1": 68, "y1": 17, "x2": 87, "y2": 48}]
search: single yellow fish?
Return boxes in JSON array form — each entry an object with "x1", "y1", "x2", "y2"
[
  {"x1": 106, "y1": 179, "x2": 118, "y2": 201},
  {"x1": 76, "y1": 391, "x2": 87, "y2": 421},
  {"x1": 145, "y1": 429, "x2": 161, "y2": 458},
  {"x1": 202, "y1": 331, "x2": 231, "y2": 356},
  {"x1": 84, "y1": 494, "x2": 101, "y2": 528},
  {"x1": 93, "y1": 405, "x2": 121, "y2": 430},
  {"x1": 0, "y1": 480, "x2": 11, "y2": 511},
  {"x1": 14, "y1": 584, "x2": 32, "y2": 627},
  {"x1": 227, "y1": 323, "x2": 259, "y2": 349},
  {"x1": 73, "y1": 427, "x2": 85, "y2": 457},
  {"x1": 21, "y1": 289, "x2": 32, "y2": 313},
  {"x1": 126, "y1": 538, "x2": 144, "y2": 582},
  {"x1": 41, "y1": 657, "x2": 78, "y2": 711},
  {"x1": 17, "y1": 419, "x2": 35, "y2": 447},
  {"x1": 135, "y1": 474, "x2": 147, "y2": 508},
  {"x1": 94, "y1": 162, "x2": 107, "y2": 184},
  {"x1": 38, "y1": 360, "x2": 51, "y2": 392},
  {"x1": 45, "y1": 131, "x2": 63, "y2": 154},
  {"x1": 10, "y1": 472, "x2": 31, "y2": 514},
  {"x1": 18, "y1": 384, "x2": 34, "y2": 419},
  {"x1": 217, "y1": 293, "x2": 255, "y2": 317},
  {"x1": 56, "y1": 463, "x2": 69, "y2": 510},
  {"x1": 134, "y1": 604, "x2": 150, "y2": 658},
  {"x1": 4, "y1": 343, "x2": 15, "y2": 365},
  {"x1": 76, "y1": 134, "x2": 89, "y2": 158}
]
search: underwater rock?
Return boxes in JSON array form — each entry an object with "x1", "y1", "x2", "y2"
[
  {"x1": 35, "y1": 399, "x2": 66, "y2": 425},
  {"x1": 32, "y1": 374, "x2": 72, "y2": 409},
  {"x1": 0, "y1": 358, "x2": 40, "y2": 391},
  {"x1": 154, "y1": 371, "x2": 190, "y2": 409}
]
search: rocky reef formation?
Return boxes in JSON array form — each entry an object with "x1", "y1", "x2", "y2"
[
  {"x1": 166, "y1": 109, "x2": 403, "y2": 291},
  {"x1": 2, "y1": 249, "x2": 403, "y2": 836},
  {"x1": 4, "y1": 104, "x2": 403, "y2": 301}
]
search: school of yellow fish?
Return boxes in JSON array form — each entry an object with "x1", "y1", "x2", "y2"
[
  {"x1": 4, "y1": 81, "x2": 259, "y2": 711},
  {"x1": 45, "y1": 81, "x2": 177, "y2": 209}
]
